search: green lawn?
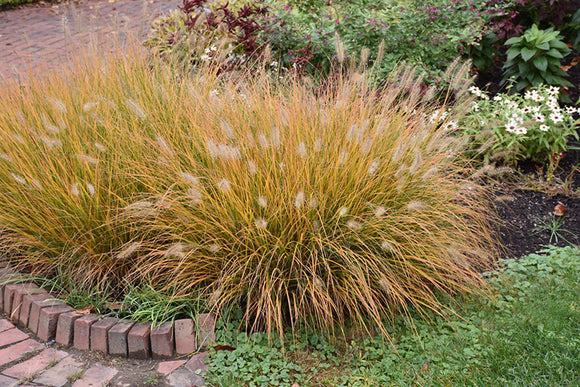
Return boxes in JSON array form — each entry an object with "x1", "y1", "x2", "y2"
[{"x1": 206, "y1": 245, "x2": 580, "y2": 386}]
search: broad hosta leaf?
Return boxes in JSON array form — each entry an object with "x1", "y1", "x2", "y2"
[{"x1": 505, "y1": 37, "x2": 522, "y2": 45}]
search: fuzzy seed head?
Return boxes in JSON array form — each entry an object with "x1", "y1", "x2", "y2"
[
  {"x1": 208, "y1": 244, "x2": 221, "y2": 253},
  {"x1": 71, "y1": 183, "x2": 80, "y2": 197},
  {"x1": 165, "y1": 243, "x2": 186, "y2": 258},
  {"x1": 47, "y1": 97, "x2": 67, "y2": 113},
  {"x1": 0, "y1": 153, "x2": 12, "y2": 162},
  {"x1": 257, "y1": 196, "x2": 268, "y2": 208},
  {"x1": 218, "y1": 179, "x2": 231, "y2": 192},
  {"x1": 30, "y1": 179, "x2": 42, "y2": 189},
  {"x1": 295, "y1": 191, "x2": 305, "y2": 209},
  {"x1": 368, "y1": 160, "x2": 380, "y2": 176},
  {"x1": 406, "y1": 201, "x2": 426, "y2": 211},
  {"x1": 76, "y1": 154, "x2": 99, "y2": 165},
  {"x1": 220, "y1": 119, "x2": 235, "y2": 139},
  {"x1": 11, "y1": 173, "x2": 27, "y2": 186},
  {"x1": 314, "y1": 137, "x2": 322, "y2": 153},
  {"x1": 347, "y1": 220, "x2": 362, "y2": 231},
  {"x1": 339, "y1": 207, "x2": 348, "y2": 217},
  {"x1": 374, "y1": 206, "x2": 386, "y2": 218},
  {"x1": 309, "y1": 196, "x2": 318, "y2": 209},
  {"x1": 94, "y1": 142, "x2": 107, "y2": 153},
  {"x1": 255, "y1": 218, "x2": 268, "y2": 230},
  {"x1": 298, "y1": 142, "x2": 307, "y2": 158},
  {"x1": 247, "y1": 161, "x2": 257, "y2": 176},
  {"x1": 180, "y1": 172, "x2": 200, "y2": 186},
  {"x1": 83, "y1": 102, "x2": 99, "y2": 112},
  {"x1": 40, "y1": 136, "x2": 62, "y2": 149},
  {"x1": 381, "y1": 241, "x2": 394, "y2": 252},
  {"x1": 378, "y1": 278, "x2": 391, "y2": 293},
  {"x1": 155, "y1": 135, "x2": 174, "y2": 156},
  {"x1": 187, "y1": 188, "x2": 203, "y2": 205},
  {"x1": 125, "y1": 98, "x2": 147, "y2": 120},
  {"x1": 116, "y1": 242, "x2": 141, "y2": 260},
  {"x1": 312, "y1": 220, "x2": 321, "y2": 232},
  {"x1": 86, "y1": 183, "x2": 96, "y2": 196}
]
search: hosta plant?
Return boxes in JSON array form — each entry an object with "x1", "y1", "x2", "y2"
[
  {"x1": 460, "y1": 85, "x2": 579, "y2": 178},
  {"x1": 0, "y1": 48, "x2": 498, "y2": 338},
  {"x1": 502, "y1": 24, "x2": 572, "y2": 91}
]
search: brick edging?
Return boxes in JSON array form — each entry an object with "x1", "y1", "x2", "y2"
[{"x1": 0, "y1": 266, "x2": 215, "y2": 360}]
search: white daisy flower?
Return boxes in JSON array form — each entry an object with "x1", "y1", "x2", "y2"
[
  {"x1": 539, "y1": 124, "x2": 549, "y2": 132},
  {"x1": 514, "y1": 127, "x2": 527, "y2": 135},
  {"x1": 550, "y1": 112, "x2": 563, "y2": 123},
  {"x1": 534, "y1": 113, "x2": 545, "y2": 122},
  {"x1": 546, "y1": 86, "x2": 559, "y2": 95}
]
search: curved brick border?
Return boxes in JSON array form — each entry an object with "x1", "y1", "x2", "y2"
[{"x1": 0, "y1": 266, "x2": 215, "y2": 360}]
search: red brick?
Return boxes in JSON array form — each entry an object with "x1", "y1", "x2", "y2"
[
  {"x1": 151, "y1": 321, "x2": 174, "y2": 359},
  {"x1": 37, "y1": 305, "x2": 74, "y2": 342},
  {"x1": 127, "y1": 322, "x2": 151, "y2": 359},
  {"x1": 157, "y1": 359, "x2": 186, "y2": 375},
  {"x1": 0, "y1": 338, "x2": 44, "y2": 367},
  {"x1": 73, "y1": 314, "x2": 100, "y2": 351},
  {"x1": 197, "y1": 313, "x2": 216, "y2": 348},
  {"x1": 174, "y1": 318, "x2": 196, "y2": 355},
  {"x1": 90, "y1": 317, "x2": 119, "y2": 354},
  {"x1": 3, "y1": 348, "x2": 68, "y2": 379},
  {"x1": 33, "y1": 357, "x2": 83, "y2": 387},
  {"x1": 71, "y1": 364, "x2": 118, "y2": 387},
  {"x1": 10, "y1": 283, "x2": 46, "y2": 320},
  {"x1": 28, "y1": 298, "x2": 66, "y2": 335},
  {"x1": 0, "y1": 327, "x2": 29, "y2": 347},
  {"x1": 55, "y1": 311, "x2": 84, "y2": 347},
  {"x1": 0, "y1": 319, "x2": 16, "y2": 333},
  {"x1": 185, "y1": 351, "x2": 208, "y2": 374},
  {"x1": 18, "y1": 293, "x2": 50, "y2": 327},
  {"x1": 2, "y1": 283, "x2": 18, "y2": 315},
  {"x1": 107, "y1": 319, "x2": 135, "y2": 357}
]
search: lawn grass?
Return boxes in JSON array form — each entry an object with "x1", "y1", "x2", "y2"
[
  {"x1": 205, "y1": 245, "x2": 580, "y2": 386},
  {"x1": 0, "y1": 0, "x2": 41, "y2": 8}
]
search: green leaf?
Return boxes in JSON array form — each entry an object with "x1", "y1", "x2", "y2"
[
  {"x1": 521, "y1": 47, "x2": 537, "y2": 62},
  {"x1": 506, "y1": 47, "x2": 520, "y2": 62},
  {"x1": 536, "y1": 42, "x2": 550, "y2": 50},
  {"x1": 545, "y1": 48, "x2": 564, "y2": 58},
  {"x1": 533, "y1": 56, "x2": 548, "y2": 72},
  {"x1": 505, "y1": 36, "x2": 522, "y2": 46},
  {"x1": 549, "y1": 40, "x2": 570, "y2": 52}
]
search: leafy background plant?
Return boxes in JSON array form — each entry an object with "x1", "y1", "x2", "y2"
[{"x1": 502, "y1": 24, "x2": 572, "y2": 91}]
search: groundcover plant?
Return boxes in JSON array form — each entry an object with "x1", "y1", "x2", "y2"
[{"x1": 0, "y1": 48, "x2": 498, "y2": 338}]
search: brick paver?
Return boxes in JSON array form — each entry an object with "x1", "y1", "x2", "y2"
[
  {"x1": 71, "y1": 363, "x2": 118, "y2": 387},
  {"x1": 0, "y1": 0, "x2": 182, "y2": 78},
  {"x1": 0, "y1": 338, "x2": 43, "y2": 367},
  {"x1": 33, "y1": 357, "x2": 84, "y2": 387},
  {"x1": 3, "y1": 348, "x2": 68, "y2": 379},
  {"x1": 0, "y1": 327, "x2": 29, "y2": 347}
]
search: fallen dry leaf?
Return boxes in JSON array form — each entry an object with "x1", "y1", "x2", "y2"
[
  {"x1": 561, "y1": 56, "x2": 580, "y2": 72},
  {"x1": 422, "y1": 363, "x2": 429, "y2": 372},
  {"x1": 214, "y1": 345, "x2": 236, "y2": 352},
  {"x1": 106, "y1": 302, "x2": 123, "y2": 311},
  {"x1": 75, "y1": 306, "x2": 94, "y2": 315},
  {"x1": 554, "y1": 203, "x2": 566, "y2": 217}
]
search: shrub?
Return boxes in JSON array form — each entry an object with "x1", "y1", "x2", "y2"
[
  {"x1": 502, "y1": 24, "x2": 572, "y2": 92},
  {"x1": 146, "y1": 0, "x2": 500, "y2": 85},
  {"x1": 0, "y1": 48, "x2": 498, "y2": 337},
  {"x1": 460, "y1": 85, "x2": 579, "y2": 176}
]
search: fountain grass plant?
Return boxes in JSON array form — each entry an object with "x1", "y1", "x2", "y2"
[{"x1": 0, "y1": 45, "x2": 499, "y2": 339}]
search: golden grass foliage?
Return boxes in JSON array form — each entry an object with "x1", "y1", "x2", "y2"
[{"x1": 0, "y1": 49, "x2": 498, "y2": 338}]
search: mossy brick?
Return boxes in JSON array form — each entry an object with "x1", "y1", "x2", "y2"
[
  {"x1": 196, "y1": 313, "x2": 216, "y2": 348},
  {"x1": 10, "y1": 283, "x2": 44, "y2": 320},
  {"x1": 90, "y1": 317, "x2": 119, "y2": 354},
  {"x1": 29, "y1": 298, "x2": 66, "y2": 335},
  {"x1": 74, "y1": 314, "x2": 100, "y2": 350},
  {"x1": 19, "y1": 293, "x2": 50, "y2": 327},
  {"x1": 151, "y1": 321, "x2": 174, "y2": 359},
  {"x1": 107, "y1": 319, "x2": 135, "y2": 357},
  {"x1": 174, "y1": 318, "x2": 196, "y2": 355},
  {"x1": 37, "y1": 304, "x2": 74, "y2": 341},
  {"x1": 128, "y1": 322, "x2": 152, "y2": 359},
  {"x1": 55, "y1": 311, "x2": 84, "y2": 346}
]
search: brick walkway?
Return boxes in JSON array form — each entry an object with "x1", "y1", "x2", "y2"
[
  {"x1": 0, "y1": 0, "x2": 182, "y2": 78},
  {"x1": 0, "y1": 315, "x2": 208, "y2": 386}
]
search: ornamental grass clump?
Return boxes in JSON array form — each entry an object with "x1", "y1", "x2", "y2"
[{"x1": 0, "y1": 49, "x2": 498, "y2": 338}]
